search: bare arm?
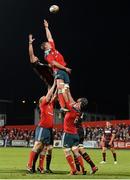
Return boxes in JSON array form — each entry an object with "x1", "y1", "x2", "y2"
[
  {"x1": 29, "y1": 34, "x2": 38, "y2": 63},
  {"x1": 46, "y1": 80, "x2": 56, "y2": 102},
  {"x1": 52, "y1": 60, "x2": 72, "y2": 74},
  {"x1": 44, "y1": 19, "x2": 53, "y2": 41}
]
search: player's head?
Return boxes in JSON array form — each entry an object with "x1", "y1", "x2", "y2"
[
  {"x1": 41, "y1": 42, "x2": 51, "y2": 50},
  {"x1": 77, "y1": 97, "x2": 88, "y2": 112},
  {"x1": 106, "y1": 121, "x2": 111, "y2": 128},
  {"x1": 39, "y1": 96, "x2": 45, "y2": 105}
]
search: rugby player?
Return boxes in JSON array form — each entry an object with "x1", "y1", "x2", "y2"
[{"x1": 100, "y1": 121, "x2": 117, "y2": 164}]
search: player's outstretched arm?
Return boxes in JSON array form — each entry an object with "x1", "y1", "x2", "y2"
[
  {"x1": 44, "y1": 19, "x2": 53, "y2": 42},
  {"x1": 46, "y1": 80, "x2": 56, "y2": 102},
  {"x1": 29, "y1": 34, "x2": 38, "y2": 63}
]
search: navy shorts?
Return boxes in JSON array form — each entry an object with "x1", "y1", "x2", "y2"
[
  {"x1": 103, "y1": 141, "x2": 114, "y2": 149},
  {"x1": 54, "y1": 70, "x2": 70, "y2": 84},
  {"x1": 35, "y1": 126, "x2": 51, "y2": 145},
  {"x1": 62, "y1": 132, "x2": 79, "y2": 148}
]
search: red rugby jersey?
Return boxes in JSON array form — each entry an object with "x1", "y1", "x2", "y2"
[
  {"x1": 44, "y1": 40, "x2": 66, "y2": 72},
  {"x1": 38, "y1": 97, "x2": 54, "y2": 128},
  {"x1": 64, "y1": 102, "x2": 81, "y2": 134}
]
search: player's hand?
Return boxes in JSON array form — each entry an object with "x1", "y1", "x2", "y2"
[
  {"x1": 29, "y1": 34, "x2": 35, "y2": 44},
  {"x1": 65, "y1": 67, "x2": 72, "y2": 74},
  {"x1": 44, "y1": 19, "x2": 49, "y2": 28}
]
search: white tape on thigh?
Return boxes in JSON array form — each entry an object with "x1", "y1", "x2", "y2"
[
  {"x1": 64, "y1": 84, "x2": 69, "y2": 89},
  {"x1": 60, "y1": 82, "x2": 65, "y2": 85},
  {"x1": 58, "y1": 89, "x2": 62, "y2": 94}
]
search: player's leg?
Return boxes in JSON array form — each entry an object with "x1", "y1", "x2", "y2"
[
  {"x1": 110, "y1": 147, "x2": 117, "y2": 164},
  {"x1": 37, "y1": 146, "x2": 47, "y2": 173},
  {"x1": 79, "y1": 146, "x2": 98, "y2": 174},
  {"x1": 56, "y1": 79, "x2": 68, "y2": 110},
  {"x1": 72, "y1": 134, "x2": 86, "y2": 175},
  {"x1": 62, "y1": 133, "x2": 78, "y2": 175},
  {"x1": 64, "y1": 147, "x2": 78, "y2": 175},
  {"x1": 73, "y1": 153, "x2": 80, "y2": 171},
  {"x1": 55, "y1": 70, "x2": 70, "y2": 112},
  {"x1": 100, "y1": 145, "x2": 107, "y2": 163},
  {"x1": 45, "y1": 128, "x2": 54, "y2": 173},
  {"x1": 46, "y1": 145, "x2": 53, "y2": 173},
  {"x1": 27, "y1": 141, "x2": 43, "y2": 173},
  {"x1": 72, "y1": 146, "x2": 86, "y2": 175}
]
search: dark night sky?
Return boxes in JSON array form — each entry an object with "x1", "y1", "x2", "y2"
[{"x1": 0, "y1": 0, "x2": 130, "y2": 124}]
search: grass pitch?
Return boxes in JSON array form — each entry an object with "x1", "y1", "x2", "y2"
[{"x1": 0, "y1": 147, "x2": 130, "y2": 179}]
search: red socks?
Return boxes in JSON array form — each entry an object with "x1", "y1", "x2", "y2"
[
  {"x1": 66, "y1": 155, "x2": 76, "y2": 173},
  {"x1": 77, "y1": 156, "x2": 84, "y2": 172},
  {"x1": 28, "y1": 151, "x2": 37, "y2": 168},
  {"x1": 38, "y1": 155, "x2": 45, "y2": 169},
  {"x1": 58, "y1": 93, "x2": 65, "y2": 108}
]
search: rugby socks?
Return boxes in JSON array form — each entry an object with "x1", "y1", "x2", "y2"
[
  {"x1": 58, "y1": 93, "x2": 65, "y2": 108},
  {"x1": 66, "y1": 155, "x2": 77, "y2": 173},
  {"x1": 28, "y1": 150, "x2": 37, "y2": 168},
  {"x1": 39, "y1": 155, "x2": 45, "y2": 169},
  {"x1": 74, "y1": 154, "x2": 80, "y2": 171},
  {"x1": 46, "y1": 154, "x2": 52, "y2": 170},
  {"x1": 82, "y1": 152, "x2": 95, "y2": 168},
  {"x1": 103, "y1": 152, "x2": 106, "y2": 162},
  {"x1": 32, "y1": 153, "x2": 39, "y2": 171},
  {"x1": 112, "y1": 152, "x2": 117, "y2": 161},
  {"x1": 77, "y1": 155, "x2": 85, "y2": 172}
]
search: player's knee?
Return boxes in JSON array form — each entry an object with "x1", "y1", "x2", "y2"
[
  {"x1": 64, "y1": 148, "x2": 71, "y2": 156},
  {"x1": 47, "y1": 145, "x2": 53, "y2": 154},
  {"x1": 72, "y1": 146, "x2": 79, "y2": 153},
  {"x1": 102, "y1": 148, "x2": 106, "y2": 153},
  {"x1": 79, "y1": 146, "x2": 85, "y2": 154},
  {"x1": 40, "y1": 146, "x2": 47, "y2": 155},
  {"x1": 33, "y1": 141, "x2": 43, "y2": 152},
  {"x1": 72, "y1": 147, "x2": 80, "y2": 157}
]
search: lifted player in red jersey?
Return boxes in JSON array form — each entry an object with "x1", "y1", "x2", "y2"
[
  {"x1": 27, "y1": 81, "x2": 56, "y2": 173},
  {"x1": 100, "y1": 121, "x2": 117, "y2": 164},
  {"x1": 41, "y1": 19, "x2": 72, "y2": 112},
  {"x1": 62, "y1": 97, "x2": 88, "y2": 175}
]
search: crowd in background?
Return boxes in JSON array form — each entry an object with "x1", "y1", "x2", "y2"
[
  {"x1": 0, "y1": 124, "x2": 130, "y2": 144},
  {"x1": 0, "y1": 128, "x2": 34, "y2": 145}
]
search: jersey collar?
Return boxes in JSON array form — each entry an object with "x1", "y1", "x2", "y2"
[{"x1": 44, "y1": 49, "x2": 51, "y2": 56}]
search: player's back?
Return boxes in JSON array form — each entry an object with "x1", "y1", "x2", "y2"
[
  {"x1": 38, "y1": 98, "x2": 54, "y2": 128},
  {"x1": 64, "y1": 109, "x2": 80, "y2": 135}
]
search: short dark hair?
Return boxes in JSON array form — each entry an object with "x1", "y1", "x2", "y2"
[
  {"x1": 41, "y1": 42, "x2": 47, "y2": 50},
  {"x1": 79, "y1": 98, "x2": 88, "y2": 112}
]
